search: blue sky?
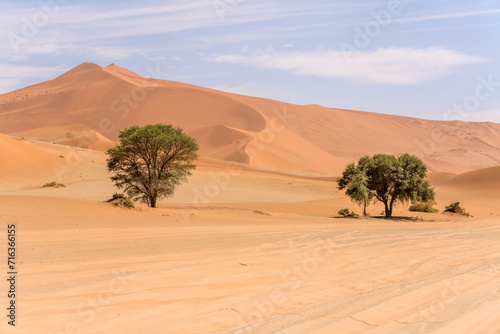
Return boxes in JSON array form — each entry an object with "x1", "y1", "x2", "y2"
[{"x1": 1, "y1": 0, "x2": 499, "y2": 122}]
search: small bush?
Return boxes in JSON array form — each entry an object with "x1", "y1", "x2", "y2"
[
  {"x1": 444, "y1": 202, "x2": 470, "y2": 217},
  {"x1": 409, "y1": 201, "x2": 439, "y2": 213},
  {"x1": 43, "y1": 181, "x2": 66, "y2": 188},
  {"x1": 108, "y1": 193, "x2": 135, "y2": 209},
  {"x1": 112, "y1": 193, "x2": 127, "y2": 200},
  {"x1": 338, "y1": 208, "x2": 359, "y2": 218}
]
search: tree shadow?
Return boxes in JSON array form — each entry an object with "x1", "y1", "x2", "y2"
[{"x1": 370, "y1": 216, "x2": 425, "y2": 222}]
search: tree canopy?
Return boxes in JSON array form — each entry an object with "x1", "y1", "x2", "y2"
[
  {"x1": 337, "y1": 160, "x2": 373, "y2": 216},
  {"x1": 337, "y1": 154, "x2": 434, "y2": 217},
  {"x1": 106, "y1": 124, "x2": 198, "y2": 208}
]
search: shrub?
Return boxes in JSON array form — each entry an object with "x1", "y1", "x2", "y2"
[
  {"x1": 444, "y1": 202, "x2": 470, "y2": 216},
  {"x1": 338, "y1": 208, "x2": 359, "y2": 218},
  {"x1": 409, "y1": 201, "x2": 439, "y2": 213},
  {"x1": 42, "y1": 181, "x2": 66, "y2": 188},
  {"x1": 112, "y1": 193, "x2": 126, "y2": 199},
  {"x1": 108, "y1": 193, "x2": 135, "y2": 209}
]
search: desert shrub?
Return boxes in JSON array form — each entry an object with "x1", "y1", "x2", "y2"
[
  {"x1": 338, "y1": 208, "x2": 359, "y2": 218},
  {"x1": 444, "y1": 202, "x2": 470, "y2": 216},
  {"x1": 112, "y1": 193, "x2": 126, "y2": 199},
  {"x1": 108, "y1": 193, "x2": 135, "y2": 209},
  {"x1": 42, "y1": 181, "x2": 66, "y2": 188},
  {"x1": 409, "y1": 201, "x2": 439, "y2": 213}
]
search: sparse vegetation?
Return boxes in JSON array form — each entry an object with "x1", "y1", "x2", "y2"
[
  {"x1": 106, "y1": 124, "x2": 198, "y2": 208},
  {"x1": 409, "y1": 201, "x2": 439, "y2": 213},
  {"x1": 338, "y1": 208, "x2": 359, "y2": 218},
  {"x1": 444, "y1": 202, "x2": 471, "y2": 217},
  {"x1": 108, "y1": 193, "x2": 135, "y2": 209},
  {"x1": 42, "y1": 181, "x2": 66, "y2": 188},
  {"x1": 338, "y1": 154, "x2": 434, "y2": 217}
]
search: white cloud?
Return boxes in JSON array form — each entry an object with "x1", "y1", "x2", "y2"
[
  {"x1": 208, "y1": 83, "x2": 261, "y2": 96},
  {"x1": 0, "y1": 78, "x2": 23, "y2": 94},
  {"x1": 0, "y1": 1, "x2": 331, "y2": 60},
  {"x1": 465, "y1": 110, "x2": 500, "y2": 124},
  {"x1": 86, "y1": 46, "x2": 136, "y2": 61},
  {"x1": 0, "y1": 64, "x2": 67, "y2": 93},
  {"x1": 205, "y1": 47, "x2": 484, "y2": 84},
  {"x1": 395, "y1": 8, "x2": 500, "y2": 24}
]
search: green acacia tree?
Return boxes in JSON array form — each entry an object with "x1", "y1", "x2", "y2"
[
  {"x1": 337, "y1": 160, "x2": 373, "y2": 216},
  {"x1": 338, "y1": 154, "x2": 434, "y2": 217},
  {"x1": 106, "y1": 124, "x2": 198, "y2": 208}
]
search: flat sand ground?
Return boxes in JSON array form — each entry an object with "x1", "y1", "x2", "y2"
[{"x1": 1, "y1": 162, "x2": 500, "y2": 334}]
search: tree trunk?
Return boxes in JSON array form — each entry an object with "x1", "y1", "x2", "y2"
[
  {"x1": 363, "y1": 201, "x2": 367, "y2": 216},
  {"x1": 384, "y1": 201, "x2": 391, "y2": 217},
  {"x1": 388, "y1": 195, "x2": 397, "y2": 218},
  {"x1": 150, "y1": 196, "x2": 157, "y2": 208}
]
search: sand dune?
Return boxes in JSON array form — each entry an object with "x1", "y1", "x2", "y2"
[
  {"x1": 0, "y1": 133, "x2": 57, "y2": 178},
  {"x1": 0, "y1": 133, "x2": 109, "y2": 191},
  {"x1": 2, "y1": 62, "x2": 500, "y2": 174},
  {"x1": 436, "y1": 166, "x2": 500, "y2": 197},
  {"x1": 9, "y1": 124, "x2": 115, "y2": 151}
]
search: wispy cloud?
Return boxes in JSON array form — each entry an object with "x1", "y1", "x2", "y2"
[
  {"x1": 465, "y1": 110, "x2": 500, "y2": 123},
  {"x1": 208, "y1": 83, "x2": 263, "y2": 97},
  {"x1": 387, "y1": 21, "x2": 500, "y2": 35},
  {"x1": 86, "y1": 46, "x2": 137, "y2": 61},
  {"x1": 0, "y1": 64, "x2": 67, "y2": 93},
  {"x1": 205, "y1": 47, "x2": 484, "y2": 84},
  {"x1": 395, "y1": 8, "x2": 500, "y2": 24},
  {"x1": 0, "y1": 1, "x2": 325, "y2": 60}
]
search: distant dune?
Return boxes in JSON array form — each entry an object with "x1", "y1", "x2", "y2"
[
  {"x1": 0, "y1": 132, "x2": 109, "y2": 191},
  {"x1": 436, "y1": 166, "x2": 500, "y2": 196},
  {"x1": 0, "y1": 133, "x2": 57, "y2": 178},
  {"x1": 1, "y1": 62, "x2": 500, "y2": 175},
  {"x1": 9, "y1": 124, "x2": 115, "y2": 152}
]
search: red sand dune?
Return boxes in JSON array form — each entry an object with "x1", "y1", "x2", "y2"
[
  {"x1": 0, "y1": 133, "x2": 57, "y2": 177},
  {"x1": 1, "y1": 62, "x2": 500, "y2": 175},
  {"x1": 9, "y1": 124, "x2": 115, "y2": 152},
  {"x1": 436, "y1": 166, "x2": 500, "y2": 196}
]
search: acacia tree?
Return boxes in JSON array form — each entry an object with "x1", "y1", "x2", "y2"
[
  {"x1": 106, "y1": 124, "x2": 198, "y2": 208},
  {"x1": 338, "y1": 154, "x2": 434, "y2": 217},
  {"x1": 337, "y1": 160, "x2": 373, "y2": 216}
]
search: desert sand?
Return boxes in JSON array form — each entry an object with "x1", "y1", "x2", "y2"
[{"x1": 1, "y1": 63, "x2": 500, "y2": 333}]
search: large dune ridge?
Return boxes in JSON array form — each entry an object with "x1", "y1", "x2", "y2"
[{"x1": 1, "y1": 62, "x2": 500, "y2": 174}]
